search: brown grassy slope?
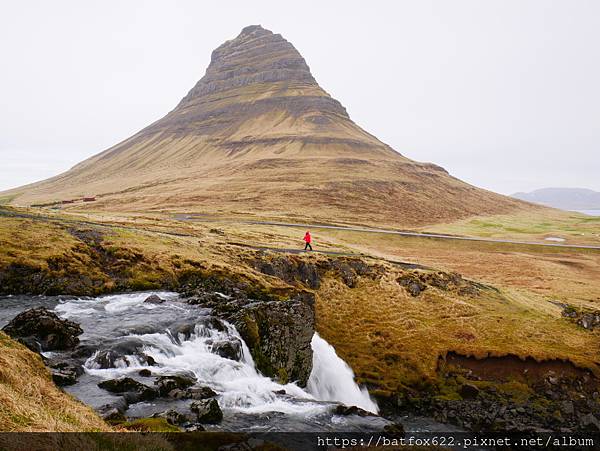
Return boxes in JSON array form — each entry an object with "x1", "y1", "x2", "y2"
[
  {"x1": 0, "y1": 332, "x2": 108, "y2": 432},
  {"x1": 319, "y1": 228, "x2": 600, "y2": 309},
  {"x1": 1, "y1": 25, "x2": 528, "y2": 227}
]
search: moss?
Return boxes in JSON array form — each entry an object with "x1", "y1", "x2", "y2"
[
  {"x1": 496, "y1": 381, "x2": 533, "y2": 404},
  {"x1": 277, "y1": 367, "x2": 289, "y2": 385},
  {"x1": 122, "y1": 417, "x2": 181, "y2": 432}
]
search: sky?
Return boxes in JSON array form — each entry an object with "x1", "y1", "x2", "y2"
[{"x1": 0, "y1": 0, "x2": 599, "y2": 195}]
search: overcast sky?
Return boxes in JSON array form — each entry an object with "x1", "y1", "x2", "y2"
[{"x1": 1, "y1": 0, "x2": 598, "y2": 194}]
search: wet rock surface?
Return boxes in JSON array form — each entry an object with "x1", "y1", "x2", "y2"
[
  {"x1": 98, "y1": 377, "x2": 158, "y2": 402},
  {"x1": 181, "y1": 273, "x2": 316, "y2": 387},
  {"x1": 225, "y1": 294, "x2": 315, "y2": 386},
  {"x1": 143, "y1": 294, "x2": 165, "y2": 304},
  {"x1": 190, "y1": 398, "x2": 223, "y2": 424},
  {"x1": 1, "y1": 307, "x2": 83, "y2": 351},
  {"x1": 155, "y1": 373, "x2": 197, "y2": 396}
]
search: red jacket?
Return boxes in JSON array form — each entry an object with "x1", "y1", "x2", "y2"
[{"x1": 303, "y1": 232, "x2": 312, "y2": 243}]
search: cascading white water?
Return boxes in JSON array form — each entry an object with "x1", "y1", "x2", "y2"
[
  {"x1": 57, "y1": 292, "x2": 378, "y2": 419},
  {"x1": 307, "y1": 333, "x2": 379, "y2": 414}
]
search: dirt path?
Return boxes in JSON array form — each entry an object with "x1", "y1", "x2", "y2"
[{"x1": 174, "y1": 214, "x2": 600, "y2": 251}]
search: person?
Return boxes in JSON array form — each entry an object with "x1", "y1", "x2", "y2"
[{"x1": 303, "y1": 230, "x2": 313, "y2": 251}]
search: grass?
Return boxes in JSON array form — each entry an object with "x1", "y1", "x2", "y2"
[
  {"x1": 314, "y1": 268, "x2": 600, "y2": 393},
  {"x1": 1, "y1": 206, "x2": 600, "y2": 421},
  {"x1": 426, "y1": 209, "x2": 600, "y2": 245},
  {"x1": 121, "y1": 417, "x2": 181, "y2": 432},
  {"x1": 0, "y1": 332, "x2": 109, "y2": 432}
]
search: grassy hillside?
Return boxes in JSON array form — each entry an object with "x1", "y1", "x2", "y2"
[{"x1": 0, "y1": 332, "x2": 108, "y2": 431}]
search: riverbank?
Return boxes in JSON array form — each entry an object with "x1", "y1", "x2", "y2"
[{"x1": 1, "y1": 207, "x2": 599, "y2": 433}]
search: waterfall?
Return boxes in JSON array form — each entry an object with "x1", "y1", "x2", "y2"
[
  {"x1": 56, "y1": 292, "x2": 379, "y2": 420},
  {"x1": 307, "y1": 333, "x2": 379, "y2": 414}
]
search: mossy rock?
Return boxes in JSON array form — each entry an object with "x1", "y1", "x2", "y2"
[{"x1": 121, "y1": 417, "x2": 181, "y2": 432}]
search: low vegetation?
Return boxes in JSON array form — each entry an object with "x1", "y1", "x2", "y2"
[{"x1": 0, "y1": 332, "x2": 108, "y2": 432}]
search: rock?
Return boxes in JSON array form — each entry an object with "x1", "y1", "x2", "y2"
[
  {"x1": 211, "y1": 339, "x2": 243, "y2": 361},
  {"x1": 253, "y1": 256, "x2": 321, "y2": 289},
  {"x1": 138, "y1": 369, "x2": 152, "y2": 377},
  {"x1": 581, "y1": 413, "x2": 600, "y2": 431},
  {"x1": 155, "y1": 373, "x2": 197, "y2": 396},
  {"x1": 383, "y1": 422, "x2": 405, "y2": 437},
  {"x1": 560, "y1": 400, "x2": 575, "y2": 416},
  {"x1": 97, "y1": 398, "x2": 128, "y2": 422},
  {"x1": 188, "y1": 386, "x2": 218, "y2": 400},
  {"x1": 273, "y1": 389, "x2": 286, "y2": 395},
  {"x1": 460, "y1": 383, "x2": 480, "y2": 399},
  {"x1": 229, "y1": 292, "x2": 315, "y2": 387},
  {"x1": 397, "y1": 275, "x2": 426, "y2": 297},
  {"x1": 1, "y1": 307, "x2": 83, "y2": 351},
  {"x1": 98, "y1": 377, "x2": 158, "y2": 402},
  {"x1": 51, "y1": 368, "x2": 79, "y2": 386},
  {"x1": 333, "y1": 405, "x2": 376, "y2": 417},
  {"x1": 87, "y1": 338, "x2": 148, "y2": 369},
  {"x1": 190, "y1": 398, "x2": 223, "y2": 424},
  {"x1": 331, "y1": 261, "x2": 358, "y2": 288},
  {"x1": 45, "y1": 358, "x2": 84, "y2": 386},
  {"x1": 167, "y1": 389, "x2": 188, "y2": 400},
  {"x1": 144, "y1": 294, "x2": 165, "y2": 304},
  {"x1": 152, "y1": 409, "x2": 189, "y2": 426},
  {"x1": 100, "y1": 407, "x2": 126, "y2": 423}
]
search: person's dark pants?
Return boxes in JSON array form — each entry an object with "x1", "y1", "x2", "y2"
[{"x1": 304, "y1": 242, "x2": 312, "y2": 251}]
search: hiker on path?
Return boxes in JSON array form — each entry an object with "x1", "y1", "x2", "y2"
[{"x1": 303, "y1": 230, "x2": 313, "y2": 251}]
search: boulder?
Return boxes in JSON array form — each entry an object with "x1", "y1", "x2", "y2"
[
  {"x1": 155, "y1": 373, "x2": 197, "y2": 397},
  {"x1": 97, "y1": 397, "x2": 128, "y2": 422},
  {"x1": 333, "y1": 405, "x2": 376, "y2": 417},
  {"x1": 383, "y1": 422, "x2": 405, "y2": 437},
  {"x1": 2, "y1": 307, "x2": 83, "y2": 351},
  {"x1": 581, "y1": 413, "x2": 600, "y2": 431},
  {"x1": 144, "y1": 294, "x2": 165, "y2": 304},
  {"x1": 152, "y1": 409, "x2": 189, "y2": 426},
  {"x1": 138, "y1": 369, "x2": 152, "y2": 377},
  {"x1": 228, "y1": 293, "x2": 315, "y2": 386},
  {"x1": 459, "y1": 383, "x2": 481, "y2": 399},
  {"x1": 51, "y1": 368, "x2": 79, "y2": 386},
  {"x1": 188, "y1": 386, "x2": 218, "y2": 400},
  {"x1": 87, "y1": 339, "x2": 155, "y2": 369},
  {"x1": 99, "y1": 407, "x2": 126, "y2": 423},
  {"x1": 98, "y1": 377, "x2": 158, "y2": 402},
  {"x1": 211, "y1": 339, "x2": 243, "y2": 361},
  {"x1": 190, "y1": 398, "x2": 223, "y2": 424}
]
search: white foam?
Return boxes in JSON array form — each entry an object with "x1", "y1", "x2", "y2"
[{"x1": 307, "y1": 333, "x2": 379, "y2": 414}]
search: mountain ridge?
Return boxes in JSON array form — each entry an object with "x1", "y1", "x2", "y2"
[
  {"x1": 512, "y1": 187, "x2": 600, "y2": 211},
  {"x1": 2, "y1": 25, "x2": 528, "y2": 227}
]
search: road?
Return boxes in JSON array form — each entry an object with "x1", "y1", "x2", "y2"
[{"x1": 174, "y1": 214, "x2": 600, "y2": 251}]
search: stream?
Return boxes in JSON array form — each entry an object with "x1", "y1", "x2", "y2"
[{"x1": 0, "y1": 291, "x2": 389, "y2": 432}]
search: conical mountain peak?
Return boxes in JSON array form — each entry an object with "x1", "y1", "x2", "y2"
[
  {"x1": 181, "y1": 25, "x2": 317, "y2": 102},
  {"x1": 2, "y1": 25, "x2": 524, "y2": 227}
]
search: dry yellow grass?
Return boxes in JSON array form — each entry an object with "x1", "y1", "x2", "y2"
[
  {"x1": 315, "y1": 266, "x2": 600, "y2": 393},
  {"x1": 0, "y1": 332, "x2": 108, "y2": 432}
]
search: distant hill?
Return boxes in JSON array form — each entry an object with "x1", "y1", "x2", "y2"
[
  {"x1": 1, "y1": 25, "x2": 528, "y2": 227},
  {"x1": 512, "y1": 188, "x2": 600, "y2": 210}
]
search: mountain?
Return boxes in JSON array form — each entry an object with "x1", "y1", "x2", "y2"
[
  {"x1": 512, "y1": 188, "x2": 600, "y2": 211},
  {"x1": 3, "y1": 25, "x2": 527, "y2": 226}
]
